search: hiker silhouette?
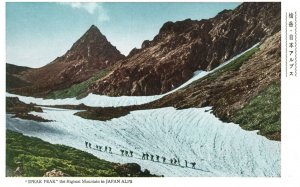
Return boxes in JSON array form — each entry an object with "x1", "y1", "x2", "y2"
[
  {"x1": 156, "y1": 155, "x2": 160, "y2": 162},
  {"x1": 99, "y1": 146, "x2": 102, "y2": 151},
  {"x1": 146, "y1": 153, "x2": 149, "y2": 160},
  {"x1": 162, "y1": 157, "x2": 166, "y2": 163},
  {"x1": 121, "y1": 149, "x2": 124, "y2": 156},
  {"x1": 88, "y1": 143, "x2": 91, "y2": 148},
  {"x1": 142, "y1": 153, "x2": 146, "y2": 159},
  {"x1": 104, "y1": 146, "x2": 107, "y2": 152},
  {"x1": 150, "y1": 154, "x2": 154, "y2": 161},
  {"x1": 185, "y1": 160, "x2": 188, "y2": 167},
  {"x1": 109, "y1": 147, "x2": 112, "y2": 153},
  {"x1": 130, "y1": 150, "x2": 133, "y2": 157},
  {"x1": 85, "y1": 141, "x2": 88, "y2": 148},
  {"x1": 191, "y1": 162, "x2": 196, "y2": 169},
  {"x1": 174, "y1": 158, "x2": 177, "y2": 165},
  {"x1": 170, "y1": 159, "x2": 173, "y2": 164},
  {"x1": 125, "y1": 150, "x2": 129, "y2": 156}
]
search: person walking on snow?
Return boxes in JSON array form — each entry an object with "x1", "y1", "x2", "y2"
[
  {"x1": 185, "y1": 160, "x2": 188, "y2": 167},
  {"x1": 109, "y1": 147, "x2": 112, "y2": 153},
  {"x1": 85, "y1": 141, "x2": 88, "y2": 148},
  {"x1": 156, "y1": 155, "x2": 160, "y2": 162},
  {"x1": 142, "y1": 153, "x2": 146, "y2": 159},
  {"x1": 104, "y1": 146, "x2": 107, "y2": 152},
  {"x1": 121, "y1": 149, "x2": 124, "y2": 156},
  {"x1": 191, "y1": 162, "x2": 196, "y2": 169},
  {"x1": 170, "y1": 159, "x2": 173, "y2": 165},
  {"x1": 162, "y1": 157, "x2": 166, "y2": 163},
  {"x1": 150, "y1": 154, "x2": 154, "y2": 161},
  {"x1": 130, "y1": 150, "x2": 133, "y2": 157},
  {"x1": 146, "y1": 153, "x2": 149, "y2": 160},
  {"x1": 99, "y1": 146, "x2": 102, "y2": 151},
  {"x1": 88, "y1": 143, "x2": 91, "y2": 148}
]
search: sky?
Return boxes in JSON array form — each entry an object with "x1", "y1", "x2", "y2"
[{"x1": 6, "y1": 2, "x2": 241, "y2": 68}]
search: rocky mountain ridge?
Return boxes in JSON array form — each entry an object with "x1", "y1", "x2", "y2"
[{"x1": 89, "y1": 2, "x2": 280, "y2": 96}]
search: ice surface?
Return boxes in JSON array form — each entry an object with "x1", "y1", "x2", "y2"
[
  {"x1": 6, "y1": 44, "x2": 259, "y2": 107},
  {"x1": 6, "y1": 106, "x2": 280, "y2": 177}
]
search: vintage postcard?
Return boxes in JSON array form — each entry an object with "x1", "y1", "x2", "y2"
[{"x1": 1, "y1": 0, "x2": 299, "y2": 187}]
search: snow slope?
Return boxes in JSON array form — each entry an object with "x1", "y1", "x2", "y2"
[
  {"x1": 6, "y1": 106, "x2": 280, "y2": 177},
  {"x1": 6, "y1": 44, "x2": 259, "y2": 107},
  {"x1": 6, "y1": 42, "x2": 279, "y2": 177}
]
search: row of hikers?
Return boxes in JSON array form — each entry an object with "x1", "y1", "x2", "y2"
[
  {"x1": 85, "y1": 141, "x2": 196, "y2": 169},
  {"x1": 85, "y1": 141, "x2": 112, "y2": 153},
  {"x1": 141, "y1": 153, "x2": 196, "y2": 168},
  {"x1": 120, "y1": 149, "x2": 134, "y2": 157}
]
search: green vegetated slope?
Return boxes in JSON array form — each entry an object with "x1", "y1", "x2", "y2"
[
  {"x1": 188, "y1": 44, "x2": 280, "y2": 140},
  {"x1": 204, "y1": 45, "x2": 259, "y2": 81},
  {"x1": 232, "y1": 83, "x2": 281, "y2": 140},
  {"x1": 6, "y1": 130, "x2": 156, "y2": 177},
  {"x1": 46, "y1": 68, "x2": 111, "y2": 99},
  {"x1": 191, "y1": 44, "x2": 278, "y2": 140}
]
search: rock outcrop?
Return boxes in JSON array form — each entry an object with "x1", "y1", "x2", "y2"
[
  {"x1": 43, "y1": 169, "x2": 67, "y2": 177},
  {"x1": 90, "y1": 2, "x2": 280, "y2": 96},
  {"x1": 113, "y1": 163, "x2": 157, "y2": 177}
]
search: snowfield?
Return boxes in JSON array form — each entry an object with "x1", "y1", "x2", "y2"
[
  {"x1": 6, "y1": 44, "x2": 259, "y2": 107},
  {"x1": 6, "y1": 106, "x2": 280, "y2": 177}
]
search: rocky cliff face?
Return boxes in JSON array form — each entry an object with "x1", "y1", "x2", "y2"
[
  {"x1": 12, "y1": 25, "x2": 124, "y2": 96},
  {"x1": 90, "y1": 2, "x2": 280, "y2": 96}
]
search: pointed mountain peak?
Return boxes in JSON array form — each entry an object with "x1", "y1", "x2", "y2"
[
  {"x1": 89, "y1": 24, "x2": 98, "y2": 30},
  {"x1": 82, "y1": 24, "x2": 104, "y2": 39},
  {"x1": 86, "y1": 24, "x2": 101, "y2": 33},
  {"x1": 62, "y1": 24, "x2": 124, "y2": 63},
  {"x1": 66, "y1": 25, "x2": 108, "y2": 56}
]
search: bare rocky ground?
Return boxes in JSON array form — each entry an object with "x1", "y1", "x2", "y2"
[{"x1": 6, "y1": 97, "x2": 51, "y2": 122}]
